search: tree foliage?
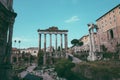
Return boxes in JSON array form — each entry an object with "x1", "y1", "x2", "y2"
[
  {"x1": 71, "y1": 39, "x2": 84, "y2": 46},
  {"x1": 71, "y1": 39, "x2": 79, "y2": 46},
  {"x1": 54, "y1": 59, "x2": 83, "y2": 80},
  {"x1": 37, "y1": 50, "x2": 44, "y2": 66},
  {"x1": 78, "y1": 41, "x2": 83, "y2": 46}
]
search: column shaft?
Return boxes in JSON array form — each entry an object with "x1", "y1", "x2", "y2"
[
  {"x1": 91, "y1": 29, "x2": 95, "y2": 52},
  {"x1": 44, "y1": 34, "x2": 46, "y2": 52},
  {"x1": 64, "y1": 34, "x2": 68, "y2": 52},
  {"x1": 60, "y1": 34, "x2": 63, "y2": 52},
  {"x1": 55, "y1": 34, "x2": 57, "y2": 52},
  {"x1": 39, "y1": 34, "x2": 41, "y2": 51},
  {"x1": 43, "y1": 34, "x2": 46, "y2": 65},
  {"x1": 50, "y1": 34, "x2": 52, "y2": 51},
  {"x1": 89, "y1": 30, "x2": 93, "y2": 53},
  {"x1": 50, "y1": 34, "x2": 52, "y2": 57}
]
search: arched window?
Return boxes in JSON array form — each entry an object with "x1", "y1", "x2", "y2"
[{"x1": 110, "y1": 29, "x2": 114, "y2": 39}]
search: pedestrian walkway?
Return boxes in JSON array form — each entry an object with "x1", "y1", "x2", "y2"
[
  {"x1": 42, "y1": 72, "x2": 54, "y2": 80},
  {"x1": 66, "y1": 53, "x2": 82, "y2": 63},
  {"x1": 19, "y1": 63, "x2": 37, "y2": 78}
]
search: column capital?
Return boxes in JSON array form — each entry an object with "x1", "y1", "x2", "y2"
[{"x1": 64, "y1": 33, "x2": 67, "y2": 36}]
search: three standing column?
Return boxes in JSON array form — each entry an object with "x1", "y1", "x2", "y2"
[
  {"x1": 91, "y1": 29, "x2": 95, "y2": 52},
  {"x1": 87, "y1": 23, "x2": 97, "y2": 61}
]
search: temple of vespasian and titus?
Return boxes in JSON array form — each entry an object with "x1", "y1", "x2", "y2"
[
  {"x1": 37, "y1": 26, "x2": 68, "y2": 65},
  {"x1": 87, "y1": 23, "x2": 98, "y2": 61}
]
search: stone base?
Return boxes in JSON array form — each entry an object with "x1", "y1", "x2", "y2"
[{"x1": 87, "y1": 52, "x2": 97, "y2": 61}]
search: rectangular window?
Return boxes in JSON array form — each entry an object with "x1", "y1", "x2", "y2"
[
  {"x1": 34, "y1": 51, "x2": 36, "y2": 53},
  {"x1": 110, "y1": 21, "x2": 112, "y2": 24},
  {"x1": 108, "y1": 29, "x2": 114, "y2": 40}
]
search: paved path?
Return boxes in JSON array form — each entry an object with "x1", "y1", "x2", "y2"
[
  {"x1": 42, "y1": 72, "x2": 54, "y2": 80},
  {"x1": 66, "y1": 53, "x2": 82, "y2": 63},
  {"x1": 72, "y1": 57, "x2": 82, "y2": 63},
  {"x1": 19, "y1": 63, "x2": 37, "y2": 78}
]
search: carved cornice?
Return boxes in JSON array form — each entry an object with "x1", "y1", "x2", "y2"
[
  {"x1": 0, "y1": 2, "x2": 17, "y2": 20},
  {"x1": 38, "y1": 27, "x2": 68, "y2": 35}
]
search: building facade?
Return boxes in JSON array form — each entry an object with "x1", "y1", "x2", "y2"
[
  {"x1": 0, "y1": 0, "x2": 17, "y2": 80},
  {"x1": 20, "y1": 47, "x2": 38, "y2": 56},
  {"x1": 96, "y1": 4, "x2": 120, "y2": 52},
  {"x1": 72, "y1": 33, "x2": 99, "y2": 54},
  {"x1": 11, "y1": 48, "x2": 22, "y2": 64}
]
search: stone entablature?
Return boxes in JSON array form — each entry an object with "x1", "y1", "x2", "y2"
[{"x1": 38, "y1": 26, "x2": 68, "y2": 34}]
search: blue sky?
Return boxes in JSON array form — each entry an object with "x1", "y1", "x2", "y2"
[{"x1": 13, "y1": 0, "x2": 119, "y2": 48}]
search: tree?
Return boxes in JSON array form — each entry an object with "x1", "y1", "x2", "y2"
[
  {"x1": 71, "y1": 39, "x2": 79, "y2": 46},
  {"x1": 78, "y1": 41, "x2": 83, "y2": 46},
  {"x1": 37, "y1": 50, "x2": 44, "y2": 66},
  {"x1": 55, "y1": 59, "x2": 77, "y2": 80},
  {"x1": 57, "y1": 46, "x2": 61, "y2": 51}
]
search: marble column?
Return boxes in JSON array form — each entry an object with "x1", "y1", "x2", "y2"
[
  {"x1": 89, "y1": 30, "x2": 93, "y2": 53},
  {"x1": 60, "y1": 34, "x2": 63, "y2": 52},
  {"x1": 39, "y1": 34, "x2": 41, "y2": 51},
  {"x1": 50, "y1": 34, "x2": 53, "y2": 64},
  {"x1": 64, "y1": 34, "x2": 68, "y2": 52},
  {"x1": 50, "y1": 34, "x2": 52, "y2": 56},
  {"x1": 55, "y1": 34, "x2": 57, "y2": 52},
  {"x1": 91, "y1": 28, "x2": 95, "y2": 52},
  {"x1": 44, "y1": 34, "x2": 46, "y2": 52},
  {"x1": 43, "y1": 34, "x2": 46, "y2": 65}
]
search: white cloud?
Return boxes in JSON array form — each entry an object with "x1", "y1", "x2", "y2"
[{"x1": 65, "y1": 16, "x2": 80, "y2": 23}]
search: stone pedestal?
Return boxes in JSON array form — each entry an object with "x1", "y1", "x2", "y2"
[{"x1": 87, "y1": 52, "x2": 97, "y2": 61}]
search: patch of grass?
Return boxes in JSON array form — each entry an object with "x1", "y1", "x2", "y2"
[{"x1": 73, "y1": 60, "x2": 120, "y2": 80}]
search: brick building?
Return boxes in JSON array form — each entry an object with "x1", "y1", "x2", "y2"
[
  {"x1": 96, "y1": 4, "x2": 120, "y2": 52},
  {"x1": 79, "y1": 33, "x2": 99, "y2": 52}
]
